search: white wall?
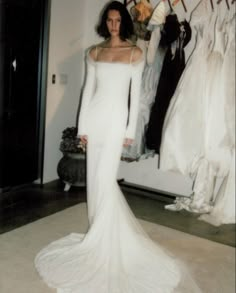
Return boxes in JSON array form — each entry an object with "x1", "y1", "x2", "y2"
[
  {"x1": 43, "y1": 0, "x2": 86, "y2": 182},
  {"x1": 42, "y1": 0, "x2": 109, "y2": 182},
  {"x1": 42, "y1": 0, "x2": 201, "y2": 196}
]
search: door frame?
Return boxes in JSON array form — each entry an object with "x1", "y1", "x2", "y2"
[{"x1": 37, "y1": 0, "x2": 51, "y2": 184}]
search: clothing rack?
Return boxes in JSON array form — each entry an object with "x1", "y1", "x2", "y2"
[
  {"x1": 125, "y1": 0, "x2": 188, "y2": 12},
  {"x1": 169, "y1": 0, "x2": 234, "y2": 14},
  {"x1": 124, "y1": 0, "x2": 137, "y2": 6},
  {"x1": 209, "y1": 0, "x2": 234, "y2": 11}
]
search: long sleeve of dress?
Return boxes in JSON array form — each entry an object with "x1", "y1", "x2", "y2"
[
  {"x1": 77, "y1": 55, "x2": 96, "y2": 136},
  {"x1": 147, "y1": 27, "x2": 162, "y2": 65},
  {"x1": 125, "y1": 59, "x2": 145, "y2": 139}
]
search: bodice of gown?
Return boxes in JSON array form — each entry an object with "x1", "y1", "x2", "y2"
[
  {"x1": 190, "y1": 0, "x2": 214, "y2": 50},
  {"x1": 93, "y1": 62, "x2": 131, "y2": 106},
  {"x1": 159, "y1": 13, "x2": 191, "y2": 48},
  {"x1": 210, "y1": 9, "x2": 227, "y2": 57},
  {"x1": 190, "y1": 0, "x2": 211, "y2": 28},
  {"x1": 78, "y1": 52, "x2": 145, "y2": 140}
]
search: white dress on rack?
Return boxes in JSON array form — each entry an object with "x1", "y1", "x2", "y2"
[
  {"x1": 199, "y1": 14, "x2": 236, "y2": 226},
  {"x1": 35, "y1": 49, "x2": 201, "y2": 292},
  {"x1": 160, "y1": 2, "x2": 233, "y2": 215},
  {"x1": 121, "y1": 1, "x2": 168, "y2": 161}
]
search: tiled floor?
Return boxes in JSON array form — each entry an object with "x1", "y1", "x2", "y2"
[{"x1": 0, "y1": 180, "x2": 235, "y2": 247}]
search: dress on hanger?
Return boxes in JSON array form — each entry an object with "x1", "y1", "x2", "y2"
[
  {"x1": 120, "y1": 46, "x2": 165, "y2": 161},
  {"x1": 145, "y1": 13, "x2": 191, "y2": 154},
  {"x1": 199, "y1": 13, "x2": 236, "y2": 225},
  {"x1": 160, "y1": 1, "x2": 233, "y2": 214},
  {"x1": 35, "y1": 47, "x2": 201, "y2": 292},
  {"x1": 121, "y1": 1, "x2": 167, "y2": 161}
]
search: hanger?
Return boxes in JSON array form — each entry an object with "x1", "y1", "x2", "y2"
[
  {"x1": 124, "y1": 0, "x2": 137, "y2": 6},
  {"x1": 165, "y1": 0, "x2": 188, "y2": 13},
  {"x1": 172, "y1": 0, "x2": 187, "y2": 12},
  {"x1": 210, "y1": 0, "x2": 214, "y2": 11},
  {"x1": 167, "y1": 0, "x2": 174, "y2": 12},
  {"x1": 180, "y1": 0, "x2": 187, "y2": 12}
]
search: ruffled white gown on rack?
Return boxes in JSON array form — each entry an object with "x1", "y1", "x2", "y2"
[
  {"x1": 160, "y1": 1, "x2": 234, "y2": 216},
  {"x1": 35, "y1": 50, "x2": 201, "y2": 293},
  {"x1": 200, "y1": 14, "x2": 236, "y2": 226}
]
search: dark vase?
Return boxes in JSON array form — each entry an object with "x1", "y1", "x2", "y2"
[{"x1": 57, "y1": 152, "x2": 86, "y2": 191}]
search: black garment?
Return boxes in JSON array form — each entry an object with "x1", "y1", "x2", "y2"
[{"x1": 146, "y1": 14, "x2": 191, "y2": 154}]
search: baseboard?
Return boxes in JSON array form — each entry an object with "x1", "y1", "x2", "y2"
[{"x1": 119, "y1": 180, "x2": 176, "y2": 203}]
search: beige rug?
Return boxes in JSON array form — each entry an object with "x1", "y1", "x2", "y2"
[{"x1": 0, "y1": 203, "x2": 235, "y2": 293}]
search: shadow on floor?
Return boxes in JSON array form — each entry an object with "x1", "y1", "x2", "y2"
[{"x1": 0, "y1": 180, "x2": 235, "y2": 247}]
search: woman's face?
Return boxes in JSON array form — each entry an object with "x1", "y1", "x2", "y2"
[{"x1": 106, "y1": 9, "x2": 121, "y2": 37}]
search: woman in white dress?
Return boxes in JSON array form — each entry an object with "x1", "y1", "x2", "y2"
[{"x1": 35, "y1": 2, "x2": 201, "y2": 292}]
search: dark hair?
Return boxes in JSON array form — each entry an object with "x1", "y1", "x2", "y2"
[{"x1": 97, "y1": 1, "x2": 134, "y2": 40}]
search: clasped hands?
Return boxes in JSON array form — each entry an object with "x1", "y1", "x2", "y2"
[{"x1": 79, "y1": 135, "x2": 134, "y2": 147}]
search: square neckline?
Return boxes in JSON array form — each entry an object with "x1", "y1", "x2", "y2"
[{"x1": 87, "y1": 46, "x2": 144, "y2": 66}]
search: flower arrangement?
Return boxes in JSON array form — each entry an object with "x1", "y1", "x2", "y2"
[{"x1": 59, "y1": 127, "x2": 86, "y2": 154}]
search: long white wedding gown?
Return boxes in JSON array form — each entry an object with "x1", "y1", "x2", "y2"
[{"x1": 35, "y1": 48, "x2": 201, "y2": 293}]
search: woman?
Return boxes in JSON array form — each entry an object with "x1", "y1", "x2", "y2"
[{"x1": 35, "y1": 2, "x2": 200, "y2": 292}]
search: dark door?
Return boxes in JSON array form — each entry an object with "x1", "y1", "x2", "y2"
[{"x1": 0, "y1": 0, "x2": 48, "y2": 189}]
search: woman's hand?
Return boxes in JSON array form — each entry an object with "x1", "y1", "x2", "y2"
[
  {"x1": 79, "y1": 135, "x2": 88, "y2": 145},
  {"x1": 123, "y1": 138, "x2": 134, "y2": 147}
]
